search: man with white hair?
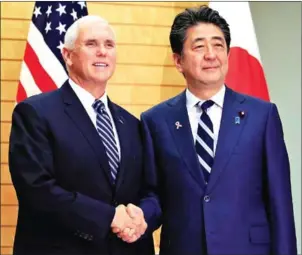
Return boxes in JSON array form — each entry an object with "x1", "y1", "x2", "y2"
[{"x1": 9, "y1": 15, "x2": 158, "y2": 255}]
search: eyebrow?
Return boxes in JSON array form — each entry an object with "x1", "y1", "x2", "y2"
[
  {"x1": 106, "y1": 39, "x2": 116, "y2": 45},
  {"x1": 84, "y1": 39, "x2": 97, "y2": 44},
  {"x1": 83, "y1": 38, "x2": 115, "y2": 44},
  {"x1": 192, "y1": 36, "x2": 225, "y2": 44}
]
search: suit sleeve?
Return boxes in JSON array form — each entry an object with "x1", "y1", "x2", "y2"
[
  {"x1": 264, "y1": 103, "x2": 297, "y2": 254},
  {"x1": 9, "y1": 102, "x2": 115, "y2": 242},
  {"x1": 139, "y1": 112, "x2": 162, "y2": 234}
]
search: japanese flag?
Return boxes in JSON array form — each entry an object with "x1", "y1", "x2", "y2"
[{"x1": 209, "y1": 2, "x2": 270, "y2": 101}]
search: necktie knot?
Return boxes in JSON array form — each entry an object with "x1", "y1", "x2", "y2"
[
  {"x1": 92, "y1": 100, "x2": 106, "y2": 114},
  {"x1": 198, "y1": 100, "x2": 214, "y2": 112}
]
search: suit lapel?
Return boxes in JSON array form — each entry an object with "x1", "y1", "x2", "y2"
[
  {"x1": 107, "y1": 99, "x2": 129, "y2": 192},
  {"x1": 207, "y1": 87, "x2": 247, "y2": 192},
  {"x1": 166, "y1": 92, "x2": 206, "y2": 190},
  {"x1": 60, "y1": 82, "x2": 114, "y2": 187}
]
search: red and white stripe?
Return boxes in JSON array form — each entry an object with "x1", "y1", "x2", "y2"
[{"x1": 17, "y1": 22, "x2": 68, "y2": 103}]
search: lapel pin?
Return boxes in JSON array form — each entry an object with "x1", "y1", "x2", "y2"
[
  {"x1": 175, "y1": 121, "x2": 182, "y2": 129},
  {"x1": 238, "y1": 111, "x2": 245, "y2": 118},
  {"x1": 118, "y1": 118, "x2": 124, "y2": 124},
  {"x1": 235, "y1": 110, "x2": 245, "y2": 124}
]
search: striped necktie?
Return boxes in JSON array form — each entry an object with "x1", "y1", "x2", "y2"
[
  {"x1": 195, "y1": 100, "x2": 215, "y2": 183},
  {"x1": 92, "y1": 100, "x2": 119, "y2": 182}
]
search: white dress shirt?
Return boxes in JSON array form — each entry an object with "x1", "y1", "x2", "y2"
[
  {"x1": 69, "y1": 79, "x2": 121, "y2": 158},
  {"x1": 186, "y1": 85, "x2": 226, "y2": 154}
]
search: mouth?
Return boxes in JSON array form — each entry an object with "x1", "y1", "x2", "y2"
[
  {"x1": 93, "y1": 62, "x2": 109, "y2": 67},
  {"x1": 203, "y1": 66, "x2": 219, "y2": 70}
]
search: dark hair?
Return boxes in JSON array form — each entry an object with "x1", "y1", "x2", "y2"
[{"x1": 169, "y1": 5, "x2": 231, "y2": 55}]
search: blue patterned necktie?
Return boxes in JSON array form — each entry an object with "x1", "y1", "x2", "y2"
[
  {"x1": 195, "y1": 100, "x2": 215, "y2": 183},
  {"x1": 92, "y1": 100, "x2": 119, "y2": 182}
]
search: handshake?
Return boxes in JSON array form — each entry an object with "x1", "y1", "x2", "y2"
[{"x1": 110, "y1": 203, "x2": 147, "y2": 243}]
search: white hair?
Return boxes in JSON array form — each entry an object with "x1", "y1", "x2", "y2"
[{"x1": 64, "y1": 15, "x2": 111, "y2": 50}]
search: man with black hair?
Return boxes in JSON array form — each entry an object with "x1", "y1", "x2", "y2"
[{"x1": 139, "y1": 5, "x2": 297, "y2": 255}]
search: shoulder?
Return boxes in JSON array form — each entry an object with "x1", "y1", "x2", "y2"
[
  {"x1": 142, "y1": 91, "x2": 185, "y2": 119},
  {"x1": 14, "y1": 89, "x2": 62, "y2": 116},
  {"x1": 230, "y1": 87, "x2": 274, "y2": 111}
]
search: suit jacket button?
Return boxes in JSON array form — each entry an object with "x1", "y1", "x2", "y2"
[{"x1": 204, "y1": 195, "x2": 210, "y2": 202}]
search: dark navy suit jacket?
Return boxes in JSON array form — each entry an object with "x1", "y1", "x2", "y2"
[
  {"x1": 9, "y1": 81, "x2": 155, "y2": 255},
  {"x1": 140, "y1": 87, "x2": 297, "y2": 255}
]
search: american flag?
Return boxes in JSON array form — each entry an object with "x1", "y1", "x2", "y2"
[{"x1": 16, "y1": 1, "x2": 88, "y2": 103}]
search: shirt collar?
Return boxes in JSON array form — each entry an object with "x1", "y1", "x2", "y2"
[
  {"x1": 68, "y1": 78, "x2": 108, "y2": 109},
  {"x1": 186, "y1": 84, "x2": 226, "y2": 109}
]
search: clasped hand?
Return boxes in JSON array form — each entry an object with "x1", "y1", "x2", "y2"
[{"x1": 111, "y1": 203, "x2": 147, "y2": 243}]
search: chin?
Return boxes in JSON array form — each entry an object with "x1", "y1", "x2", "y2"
[
  {"x1": 200, "y1": 78, "x2": 222, "y2": 85},
  {"x1": 97, "y1": 79, "x2": 110, "y2": 85},
  {"x1": 205, "y1": 73, "x2": 222, "y2": 80},
  {"x1": 94, "y1": 74, "x2": 111, "y2": 82}
]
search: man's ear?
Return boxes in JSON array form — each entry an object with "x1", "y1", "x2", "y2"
[
  {"x1": 173, "y1": 53, "x2": 183, "y2": 73},
  {"x1": 62, "y1": 47, "x2": 73, "y2": 67}
]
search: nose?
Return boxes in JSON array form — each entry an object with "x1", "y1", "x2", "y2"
[
  {"x1": 204, "y1": 45, "x2": 216, "y2": 60},
  {"x1": 96, "y1": 44, "x2": 107, "y2": 56}
]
